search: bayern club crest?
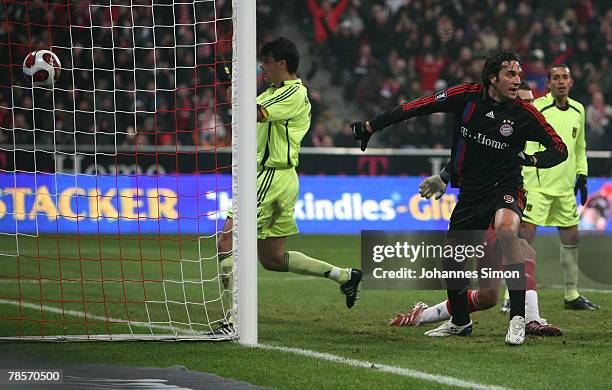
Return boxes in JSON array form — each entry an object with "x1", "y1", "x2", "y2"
[
  {"x1": 499, "y1": 119, "x2": 514, "y2": 136},
  {"x1": 503, "y1": 195, "x2": 514, "y2": 203}
]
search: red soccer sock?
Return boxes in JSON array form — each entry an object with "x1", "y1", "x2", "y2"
[{"x1": 445, "y1": 289, "x2": 483, "y2": 315}]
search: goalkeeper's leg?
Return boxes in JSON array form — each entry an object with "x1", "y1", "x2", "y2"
[
  {"x1": 257, "y1": 168, "x2": 361, "y2": 307},
  {"x1": 258, "y1": 237, "x2": 362, "y2": 308},
  {"x1": 219, "y1": 219, "x2": 353, "y2": 285},
  {"x1": 217, "y1": 217, "x2": 235, "y2": 324},
  {"x1": 258, "y1": 237, "x2": 348, "y2": 282},
  {"x1": 201, "y1": 217, "x2": 236, "y2": 336},
  {"x1": 217, "y1": 217, "x2": 362, "y2": 308}
]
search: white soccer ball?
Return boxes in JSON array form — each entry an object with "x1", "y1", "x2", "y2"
[{"x1": 22, "y1": 50, "x2": 61, "y2": 87}]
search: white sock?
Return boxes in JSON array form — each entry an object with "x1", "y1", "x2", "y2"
[
  {"x1": 419, "y1": 301, "x2": 450, "y2": 324},
  {"x1": 524, "y1": 290, "x2": 541, "y2": 323},
  {"x1": 327, "y1": 267, "x2": 342, "y2": 282}
]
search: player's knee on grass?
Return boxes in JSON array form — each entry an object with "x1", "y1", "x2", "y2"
[{"x1": 477, "y1": 289, "x2": 499, "y2": 309}]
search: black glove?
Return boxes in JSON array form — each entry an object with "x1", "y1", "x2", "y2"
[
  {"x1": 574, "y1": 174, "x2": 587, "y2": 205},
  {"x1": 516, "y1": 152, "x2": 536, "y2": 167},
  {"x1": 216, "y1": 54, "x2": 231, "y2": 84},
  {"x1": 351, "y1": 121, "x2": 372, "y2": 151}
]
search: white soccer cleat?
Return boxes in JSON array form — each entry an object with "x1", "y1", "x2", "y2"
[
  {"x1": 505, "y1": 315, "x2": 526, "y2": 345},
  {"x1": 389, "y1": 302, "x2": 428, "y2": 327},
  {"x1": 424, "y1": 320, "x2": 472, "y2": 337}
]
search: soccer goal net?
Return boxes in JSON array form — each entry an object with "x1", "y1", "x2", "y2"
[{"x1": 0, "y1": 0, "x2": 255, "y2": 341}]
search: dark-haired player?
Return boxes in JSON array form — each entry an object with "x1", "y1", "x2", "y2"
[
  {"x1": 395, "y1": 81, "x2": 563, "y2": 337},
  {"x1": 352, "y1": 50, "x2": 567, "y2": 344},
  {"x1": 208, "y1": 37, "x2": 362, "y2": 335}
]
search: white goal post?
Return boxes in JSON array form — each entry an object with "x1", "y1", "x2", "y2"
[
  {"x1": 0, "y1": 0, "x2": 257, "y2": 342},
  {"x1": 233, "y1": 0, "x2": 258, "y2": 345}
]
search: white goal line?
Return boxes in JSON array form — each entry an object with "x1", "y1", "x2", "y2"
[{"x1": 0, "y1": 298, "x2": 507, "y2": 389}]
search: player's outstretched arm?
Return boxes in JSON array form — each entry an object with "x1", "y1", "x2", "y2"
[{"x1": 351, "y1": 84, "x2": 478, "y2": 151}]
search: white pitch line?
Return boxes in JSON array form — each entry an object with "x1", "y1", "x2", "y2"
[
  {"x1": 0, "y1": 298, "x2": 199, "y2": 335},
  {"x1": 4, "y1": 279, "x2": 612, "y2": 292},
  {"x1": 0, "y1": 298, "x2": 508, "y2": 389},
  {"x1": 256, "y1": 344, "x2": 508, "y2": 390}
]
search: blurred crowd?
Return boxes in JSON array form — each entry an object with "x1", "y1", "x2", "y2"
[
  {"x1": 0, "y1": 0, "x2": 236, "y2": 149},
  {"x1": 0, "y1": 0, "x2": 610, "y2": 151},
  {"x1": 297, "y1": 0, "x2": 612, "y2": 149}
]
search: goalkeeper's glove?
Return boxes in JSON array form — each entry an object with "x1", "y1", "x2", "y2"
[
  {"x1": 351, "y1": 121, "x2": 372, "y2": 151},
  {"x1": 516, "y1": 151, "x2": 537, "y2": 167},
  {"x1": 216, "y1": 54, "x2": 231, "y2": 84},
  {"x1": 574, "y1": 174, "x2": 588, "y2": 205},
  {"x1": 419, "y1": 174, "x2": 447, "y2": 200}
]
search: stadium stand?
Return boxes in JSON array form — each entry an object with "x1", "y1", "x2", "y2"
[{"x1": 1, "y1": 0, "x2": 610, "y2": 150}]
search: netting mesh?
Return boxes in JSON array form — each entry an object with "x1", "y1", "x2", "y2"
[{"x1": 0, "y1": 0, "x2": 236, "y2": 340}]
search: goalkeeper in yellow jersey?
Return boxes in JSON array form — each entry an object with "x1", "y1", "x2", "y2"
[
  {"x1": 518, "y1": 64, "x2": 598, "y2": 310},
  {"x1": 206, "y1": 37, "x2": 362, "y2": 335}
]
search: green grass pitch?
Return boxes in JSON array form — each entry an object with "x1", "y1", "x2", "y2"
[{"x1": 1, "y1": 234, "x2": 611, "y2": 389}]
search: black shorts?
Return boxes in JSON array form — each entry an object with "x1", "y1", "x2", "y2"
[
  {"x1": 449, "y1": 187, "x2": 526, "y2": 231},
  {"x1": 443, "y1": 188, "x2": 524, "y2": 288}
]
